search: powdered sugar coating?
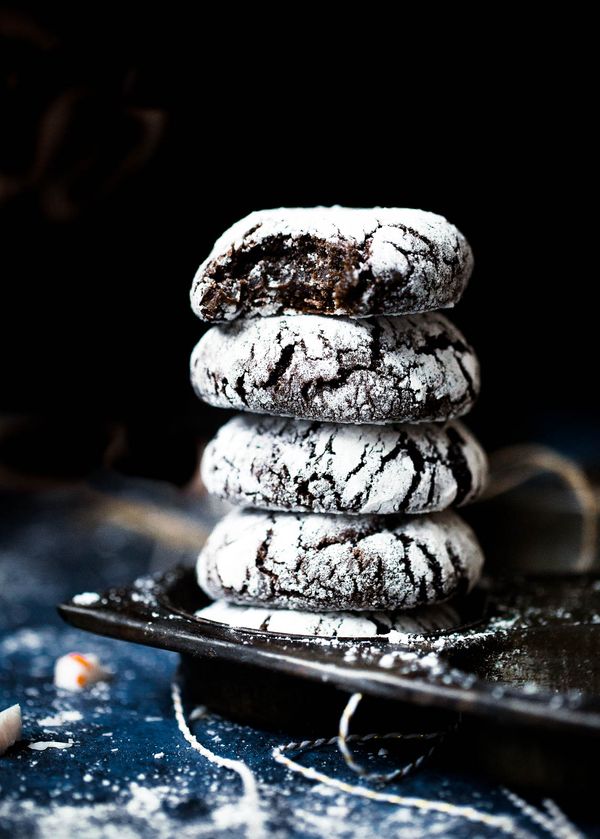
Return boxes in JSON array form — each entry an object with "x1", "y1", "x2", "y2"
[
  {"x1": 190, "y1": 207, "x2": 473, "y2": 321},
  {"x1": 195, "y1": 599, "x2": 461, "y2": 638},
  {"x1": 202, "y1": 415, "x2": 487, "y2": 515},
  {"x1": 197, "y1": 509, "x2": 484, "y2": 611},
  {"x1": 191, "y1": 312, "x2": 479, "y2": 424}
]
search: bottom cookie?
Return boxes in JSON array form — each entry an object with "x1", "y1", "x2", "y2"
[
  {"x1": 197, "y1": 509, "x2": 484, "y2": 612},
  {"x1": 195, "y1": 600, "x2": 461, "y2": 638}
]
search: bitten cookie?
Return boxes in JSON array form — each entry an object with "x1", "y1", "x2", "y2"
[
  {"x1": 190, "y1": 207, "x2": 473, "y2": 321},
  {"x1": 196, "y1": 509, "x2": 484, "y2": 612},
  {"x1": 191, "y1": 312, "x2": 479, "y2": 424},
  {"x1": 202, "y1": 415, "x2": 487, "y2": 515},
  {"x1": 195, "y1": 600, "x2": 461, "y2": 638}
]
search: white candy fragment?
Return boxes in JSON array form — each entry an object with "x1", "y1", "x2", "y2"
[
  {"x1": 0, "y1": 704, "x2": 22, "y2": 755},
  {"x1": 28, "y1": 739, "x2": 74, "y2": 751},
  {"x1": 54, "y1": 652, "x2": 109, "y2": 691}
]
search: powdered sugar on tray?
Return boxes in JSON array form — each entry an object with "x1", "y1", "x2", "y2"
[{"x1": 71, "y1": 592, "x2": 101, "y2": 606}]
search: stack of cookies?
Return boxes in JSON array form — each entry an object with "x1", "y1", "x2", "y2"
[{"x1": 189, "y1": 208, "x2": 486, "y2": 636}]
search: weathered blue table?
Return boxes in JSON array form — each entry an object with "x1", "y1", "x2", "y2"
[{"x1": 0, "y1": 474, "x2": 595, "y2": 837}]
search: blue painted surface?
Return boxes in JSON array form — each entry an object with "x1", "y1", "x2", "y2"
[{"x1": 0, "y1": 475, "x2": 595, "y2": 837}]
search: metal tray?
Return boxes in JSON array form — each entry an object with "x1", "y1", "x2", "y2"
[{"x1": 58, "y1": 568, "x2": 600, "y2": 801}]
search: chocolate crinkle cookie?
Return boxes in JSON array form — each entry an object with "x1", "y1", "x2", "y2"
[
  {"x1": 190, "y1": 207, "x2": 473, "y2": 321},
  {"x1": 201, "y1": 415, "x2": 487, "y2": 515},
  {"x1": 196, "y1": 509, "x2": 484, "y2": 612},
  {"x1": 195, "y1": 599, "x2": 461, "y2": 638},
  {"x1": 191, "y1": 312, "x2": 480, "y2": 424}
]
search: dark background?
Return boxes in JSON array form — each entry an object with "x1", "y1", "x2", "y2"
[{"x1": 1, "y1": 8, "x2": 597, "y2": 485}]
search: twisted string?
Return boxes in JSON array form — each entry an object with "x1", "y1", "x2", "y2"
[
  {"x1": 335, "y1": 692, "x2": 454, "y2": 783},
  {"x1": 484, "y1": 444, "x2": 598, "y2": 571}
]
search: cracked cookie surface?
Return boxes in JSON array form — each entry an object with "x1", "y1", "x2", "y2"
[
  {"x1": 190, "y1": 206, "x2": 473, "y2": 321},
  {"x1": 202, "y1": 415, "x2": 487, "y2": 515},
  {"x1": 195, "y1": 599, "x2": 461, "y2": 638},
  {"x1": 196, "y1": 509, "x2": 484, "y2": 611},
  {"x1": 191, "y1": 312, "x2": 480, "y2": 424}
]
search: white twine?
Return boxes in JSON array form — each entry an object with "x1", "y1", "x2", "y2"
[
  {"x1": 273, "y1": 742, "x2": 586, "y2": 838},
  {"x1": 172, "y1": 681, "x2": 583, "y2": 839},
  {"x1": 272, "y1": 742, "x2": 532, "y2": 838},
  {"x1": 171, "y1": 681, "x2": 268, "y2": 839}
]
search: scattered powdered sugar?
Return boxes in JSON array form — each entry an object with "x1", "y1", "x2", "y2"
[
  {"x1": 126, "y1": 782, "x2": 164, "y2": 816},
  {"x1": 201, "y1": 415, "x2": 488, "y2": 516},
  {"x1": 1, "y1": 627, "x2": 47, "y2": 655},
  {"x1": 354, "y1": 613, "x2": 522, "y2": 665},
  {"x1": 131, "y1": 574, "x2": 164, "y2": 607},
  {"x1": 0, "y1": 782, "x2": 549, "y2": 839},
  {"x1": 0, "y1": 780, "x2": 268, "y2": 839},
  {"x1": 378, "y1": 650, "x2": 419, "y2": 670},
  {"x1": 427, "y1": 613, "x2": 520, "y2": 653},
  {"x1": 38, "y1": 710, "x2": 83, "y2": 727},
  {"x1": 377, "y1": 651, "x2": 446, "y2": 679}
]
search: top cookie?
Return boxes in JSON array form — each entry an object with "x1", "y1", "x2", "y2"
[{"x1": 190, "y1": 207, "x2": 473, "y2": 321}]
